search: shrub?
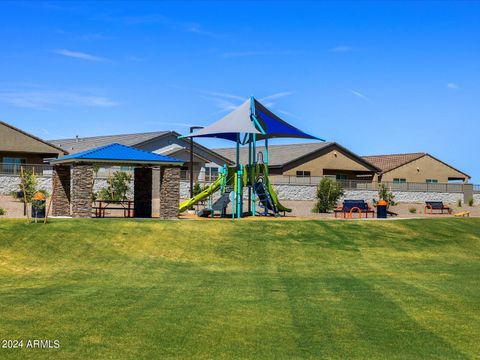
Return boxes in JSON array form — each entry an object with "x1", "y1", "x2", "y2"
[
  {"x1": 0, "y1": 208, "x2": 6, "y2": 216},
  {"x1": 457, "y1": 199, "x2": 462, "y2": 207},
  {"x1": 373, "y1": 184, "x2": 396, "y2": 208},
  {"x1": 468, "y1": 198, "x2": 474, "y2": 207},
  {"x1": 97, "y1": 171, "x2": 132, "y2": 201},
  {"x1": 192, "y1": 183, "x2": 203, "y2": 197},
  {"x1": 409, "y1": 207, "x2": 417, "y2": 214},
  {"x1": 313, "y1": 178, "x2": 344, "y2": 213},
  {"x1": 19, "y1": 169, "x2": 38, "y2": 219}
]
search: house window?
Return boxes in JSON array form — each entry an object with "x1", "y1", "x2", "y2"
[
  {"x1": 180, "y1": 166, "x2": 188, "y2": 180},
  {"x1": 335, "y1": 174, "x2": 348, "y2": 181},
  {"x1": 205, "y1": 167, "x2": 219, "y2": 182},
  {"x1": 2, "y1": 157, "x2": 26, "y2": 173},
  {"x1": 426, "y1": 179, "x2": 438, "y2": 184},
  {"x1": 296, "y1": 170, "x2": 311, "y2": 178},
  {"x1": 393, "y1": 178, "x2": 406, "y2": 183}
]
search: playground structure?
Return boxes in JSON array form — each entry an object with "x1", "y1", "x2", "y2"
[{"x1": 179, "y1": 96, "x2": 323, "y2": 218}]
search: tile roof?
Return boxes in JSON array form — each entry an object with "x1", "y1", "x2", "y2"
[
  {"x1": 214, "y1": 142, "x2": 334, "y2": 167},
  {"x1": 51, "y1": 143, "x2": 183, "y2": 165},
  {"x1": 362, "y1": 153, "x2": 426, "y2": 174},
  {"x1": 49, "y1": 131, "x2": 170, "y2": 153}
]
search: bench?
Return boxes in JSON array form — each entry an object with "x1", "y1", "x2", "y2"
[
  {"x1": 424, "y1": 201, "x2": 451, "y2": 215},
  {"x1": 334, "y1": 200, "x2": 375, "y2": 218}
]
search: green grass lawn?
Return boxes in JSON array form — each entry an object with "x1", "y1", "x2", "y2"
[{"x1": 0, "y1": 218, "x2": 479, "y2": 359}]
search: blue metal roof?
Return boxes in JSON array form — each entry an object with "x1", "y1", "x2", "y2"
[{"x1": 51, "y1": 143, "x2": 183, "y2": 165}]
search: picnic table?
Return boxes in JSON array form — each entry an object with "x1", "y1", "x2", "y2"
[{"x1": 94, "y1": 200, "x2": 134, "y2": 218}]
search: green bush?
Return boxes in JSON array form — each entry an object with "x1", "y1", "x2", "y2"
[
  {"x1": 409, "y1": 207, "x2": 417, "y2": 214},
  {"x1": 97, "y1": 171, "x2": 132, "y2": 201},
  {"x1": 192, "y1": 183, "x2": 203, "y2": 197},
  {"x1": 373, "y1": 184, "x2": 396, "y2": 208},
  {"x1": 457, "y1": 199, "x2": 462, "y2": 207},
  {"x1": 0, "y1": 208, "x2": 7, "y2": 216},
  {"x1": 313, "y1": 178, "x2": 344, "y2": 213}
]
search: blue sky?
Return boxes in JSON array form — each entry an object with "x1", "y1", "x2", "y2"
[{"x1": 1, "y1": 1, "x2": 479, "y2": 181}]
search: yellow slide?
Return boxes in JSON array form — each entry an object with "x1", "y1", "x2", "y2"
[{"x1": 179, "y1": 175, "x2": 223, "y2": 213}]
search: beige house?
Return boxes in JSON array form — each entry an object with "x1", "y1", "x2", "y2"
[
  {"x1": 50, "y1": 131, "x2": 233, "y2": 182},
  {"x1": 0, "y1": 121, "x2": 66, "y2": 173},
  {"x1": 363, "y1": 153, "x2": 470, "y2": 183},
  {"x1": 214, "y1": 142, "x2": 380, "y2": 180},
  {"x1": 214, "y1": 143, "x2": 470, "y2": 184}
]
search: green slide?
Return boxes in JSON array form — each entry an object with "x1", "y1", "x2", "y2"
[
  {"x1": 179, "y1": 175, "x2": 223, "y2": 213},
  {"x1": 265, "y1": 177, "x2": 292, "y2": 213},
  {"x1": 254, "y1": 164, "x2": 291, "y2": 213}
]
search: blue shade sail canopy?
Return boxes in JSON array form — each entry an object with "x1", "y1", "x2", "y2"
[
  {"x1": 50, "y1": 143, "x2": 184, "y2": 165},
  {"x1": 182, "y1": 97, "x2": 324, "y2": 142},
  {"x1": 251, "y1": 99, "x2": 324, "y2": 142}
]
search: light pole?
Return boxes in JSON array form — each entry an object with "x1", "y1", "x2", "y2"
[{"x1": 189, "y1": 126, "x2": 203, "y2": 199}]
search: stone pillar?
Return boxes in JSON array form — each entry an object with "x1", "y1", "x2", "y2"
[
  {"x1": 134, "y1": 167, "x2": 153, "y2": 218},
  {"x1": 52, "y1": 165, "x2": 71, "y2": 216},
  {"x1": 159, "y1": 166, "x2": 180, "y2": 219},
  {"x1": 71, "y1": 164, "x2": 94, "y2": 218}
]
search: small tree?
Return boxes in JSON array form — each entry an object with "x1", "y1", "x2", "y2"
[
  {"x1": 192, "y1": 183, "x2": 203, "y2": 197},
  {"x1": 313, "y1": 178, "x2": 344, "y2": 213},
  {"x1": 19, "y1": 168, "x2": 38, "y2": 219},
  {"x1": 97, "y1": 171, "x2": 132, "y2": 201},
  {"x1": 373, "y1": 184, "x2": 396, "y2": 208}
]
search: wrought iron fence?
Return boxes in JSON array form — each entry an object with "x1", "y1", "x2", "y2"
[
  {"x1": 2, "y1": 163, "x2": 476, "y2": 194},
  {"x1": 0, "y1": 163, "x2": 53, "y2": 176}
]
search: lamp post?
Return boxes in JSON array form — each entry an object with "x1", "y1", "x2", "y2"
[{"x1": 189, "y1": 126, "x2": 204, "y2": 198}]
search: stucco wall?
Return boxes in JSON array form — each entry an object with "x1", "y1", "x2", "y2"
[
  {"x1": 380, "y1": 155, "x2": 468, "y2": 183},
  {"x1": 283, "y1": 146, "x2": 375, "y2": 178},
  {"x1": 0, "y1": 122, "x2": 64, "y2": 155}
]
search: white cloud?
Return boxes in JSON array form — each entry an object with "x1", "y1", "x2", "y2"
[
  {"x1": 99, "y1": 13, "x2": 222, "y2": 38},
  {"x1": 222, "y1": 50, "x2": 293, "y2": 58},
  {"x1": 447, "y1": 82, "x2": 460, "y2": 89},
  {"x1": 53, "y1": 49, "x2": 107, "y2": 62},
  {"x1": 330, "y1": 45, "x2": 353, "y2": 53},
  {"x1": 0, "y1": 89, "x2": 119, "y2": 109},
  {"x1": 349, "y1": 89, "x2": 372, "y2": 103},
  {"x1": 77, "y1": 33, "x2": 114, "y2": 41},
  {"x1": 259, "y1": 92, "x2": 294, "y2": 102}
]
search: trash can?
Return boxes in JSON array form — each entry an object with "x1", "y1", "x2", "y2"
[
  {"x1": 377, "y1": 199, "x2": 387, "y2": 219},
  {"x1": 32, "y1": 192, "x2": 46, "y2": 219}
]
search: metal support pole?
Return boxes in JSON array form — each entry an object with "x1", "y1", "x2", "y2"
[
  {"x1": 248, "y1": 136, "x2": 252, "y2": 214},
  {"x1": 189, "y1": 126, "x2": 203, "y2": 199}
]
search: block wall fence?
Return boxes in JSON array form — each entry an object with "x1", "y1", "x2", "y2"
[{"x1": 1, "y1": 174, "x2": 478, "y2": 205}]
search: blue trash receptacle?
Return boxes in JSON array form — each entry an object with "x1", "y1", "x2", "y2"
[
  {"x1": 377, "y1": 199, "x2": 387, "y2": 219},
  {"x1": 32, "y1": 192, "x2": 46, "y2": 219}
]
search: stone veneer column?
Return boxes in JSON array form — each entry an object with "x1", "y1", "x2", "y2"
[
  {"x1": 71, "y1": 164, "x2": 94, "y2": 218},
  {"x1": 134, "y1": 167, "x2": 153, "y2": 218},
  {"x1": 159, "y1": 166, "x2": 180, "y2": 219},
  {"x1": 52, "y1": 165, "x2": 71, "y2": 216}
]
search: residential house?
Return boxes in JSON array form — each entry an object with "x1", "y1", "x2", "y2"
[
  {"x1": 0, "y1": 121, "x2": 66, "y2": 174},
  {"x1": 214, "y1": 142, "x2": 380, "y2": 181},
  {"x1": 50, "y1": 131, "x2": 233, "y2": 181},
  {"x1": 362, "y1": 153, "x2": 470, "y2": 183}
]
